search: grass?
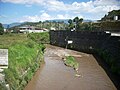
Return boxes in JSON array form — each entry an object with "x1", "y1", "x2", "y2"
[
  {"x1": 96, "y1": 49, "x2": 120, "y2": 74},
  {"x1": 27, "y1": 32, "x2": 50, "y2": 44},
  {"x1": 0, "y1": 81, "x2": 7, "y2": 90},
  {"x1": 0, "y1": 33, "x2": 46, "y2": 89},
  {"x1": 0, "y1": 33, "x2": 28, "y2": 48},
  {"x1": 64, "y1": 56, "x2": 79, "y2": 70}
]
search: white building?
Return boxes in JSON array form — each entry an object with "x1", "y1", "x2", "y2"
[
  {"x1": 4, "y1": 29, "x2": 7, "y2": 32},
  {"x1": 19, "y1": 26, "x2": 49, "y2": 33}
]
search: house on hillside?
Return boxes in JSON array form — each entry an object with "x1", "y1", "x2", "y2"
[
  {"x1": 114, "y1": 15, "x2": 120, "y2": 21},
  {"x1": 19, "y1": 26, "x2": 49, "y2": 33}
]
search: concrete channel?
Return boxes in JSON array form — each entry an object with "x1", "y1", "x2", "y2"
[{"x1": 24, "y1": 45, "x2": 116, "y2": 90}]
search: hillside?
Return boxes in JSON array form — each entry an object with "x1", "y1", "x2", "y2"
[
  {"x1": 101, "y1": 9, "x2": 120, "y2": 21},
  {"x1": 2, "y1": 22, "x2": 23, "y2": 28}
]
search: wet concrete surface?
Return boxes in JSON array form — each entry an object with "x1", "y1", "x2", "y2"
[{"x1": 24, "y1": 45, "x2": 116, "y2": 90}]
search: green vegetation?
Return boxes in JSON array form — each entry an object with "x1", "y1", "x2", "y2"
[
  {"x1": 67, "y1": 17, "x2": 99, "y2": 31},
  {"x1": 27, "y1": 32, "x2": 50, "y2": 44},
  {"x1": 0, "y1": 34, "x2": 28, "y2": 48},
  {"x1": 68, "y1": 19, "x2": 75, "y2": 30},
  {"x1": 9, "y1": 20, "x2": 67, "y2": 32},
  {"x1": 101, "y1": 9, "x2": 120, "y2": 21},
  {"x1": 0, "y1": 23, "x2": 4, "y2": 35},
  {"x1": 98, "y1": 9, "x2": 120, "y2": 30},
  {"x1": 67, "y1": 10, "x2": 120, "y2": 31},
  {"x1": 67, "y1": 17, "x2": 83, "y2": 31},
  {"x1": 0, "y1": 81, "x2": 7, "y2": 90},
  {"x1": 5, "y1": 10, "x2": 120, "y2": 33},
  {"x1": 64, "y1": 56, "x2": 79, "y2": 70},
  {"x1": 100, "y1": 21, "x2": 120, "y2": 30},
  {"x1": 0, "y1": 33, "x2": 46, "y2": 89},
  {"x1": 96, "y1": 49, "x2": 120, "y2": 74}
]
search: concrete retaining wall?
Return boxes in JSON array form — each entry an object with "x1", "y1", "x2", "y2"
[
  {"x1": 50, "y1": 30, "x2": 110, "y2": 52},
  {"x1": 50, "y1": 30, "x2": 120, "y2": 74}
]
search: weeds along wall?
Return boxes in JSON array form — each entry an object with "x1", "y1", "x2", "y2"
[{"x1": 50, "y1": 30, "x2": 120, "y2": 74}]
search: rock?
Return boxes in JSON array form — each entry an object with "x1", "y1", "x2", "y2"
[
  {"x1": 65, "y1": 53, "x2": 70, "y2": 57},
  {"x1": 75, "y1": 74, "x2": 81, "y2": 77},
  {"x1": 62, "y1": 58, "x2": 66, "y2": 61},
  {"x1": 72, "y1": 55, "x2": 82, "y2": 57}
]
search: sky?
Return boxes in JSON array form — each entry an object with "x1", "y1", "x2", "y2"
[{"x1": 0, "y1": 0, "x2": 120, "y2": 24}]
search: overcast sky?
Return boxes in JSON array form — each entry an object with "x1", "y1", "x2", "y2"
[{"x1": 0, "y1": 0, "x2": 120, "y2": 24}]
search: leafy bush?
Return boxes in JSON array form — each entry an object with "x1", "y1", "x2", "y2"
[{"x1": 65, "y1": 56, "x2": 79, "y2": 70}]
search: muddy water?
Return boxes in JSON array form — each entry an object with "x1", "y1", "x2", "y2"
[{"x1": 24, "y1": 45, "x2": 116, "y2": 90}]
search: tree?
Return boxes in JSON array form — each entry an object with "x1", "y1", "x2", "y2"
[
  {"x1": 68, "y1": 19, "x2": 74, "y2": 30},
  {"x1": 73, "y1": 17, "x2": 79, "y2": 24},
  {"x1": 67, "y1": 17, "x2": 84, "y2": 30},
  {"x1": 68, "y1": 19, "x2": 72, "y2": 24},
  {"x1": 39, "y1": 21, "x2": 42, "y2": 23},
  {"x1": 79, "y1": 18, "x2": 83, "y2": 23},
  {"x1": 73, "y1": 17, "x2": 83, "y2": 30},
  {"x1": 0, "y1": 23, "x2": 4, "y2": 35}
]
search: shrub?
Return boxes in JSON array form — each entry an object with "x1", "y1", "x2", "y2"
[{"x1": 65, "y1": 56, "x2": 79, "y2": 70}]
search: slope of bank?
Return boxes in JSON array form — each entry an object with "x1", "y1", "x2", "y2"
[{"x1": 0, "y1": 33, "x2": 47, "y2": 89}]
